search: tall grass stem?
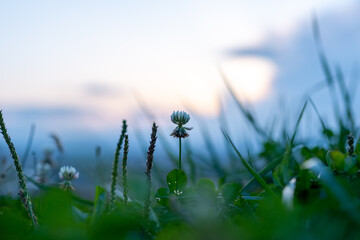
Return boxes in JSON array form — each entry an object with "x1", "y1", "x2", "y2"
[
  {"x1": 144, "y1": 122, "x2": 158, "y2": 219},
  {"x1": 122, "y1": 135, "x2": 129, "y2": 204},
  {"x1": 0, "y1": 110, "x2": 38, "y2": 228},
  {"x1": 110, "y1": 120, "x2": 127, "y2": 208}
]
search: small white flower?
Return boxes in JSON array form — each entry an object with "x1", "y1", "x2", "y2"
[
  {"x1": 174, "y1": 190, "x2": 183, "y2": 196},
  {"x1": 59, "y1": 166, "x2": 79, "y2": 181}
]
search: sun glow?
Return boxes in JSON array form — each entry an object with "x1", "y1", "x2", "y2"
[{"x1": 220, "y1": 57, "x2": 277, "y2": 102}]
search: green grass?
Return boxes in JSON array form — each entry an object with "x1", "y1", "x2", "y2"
[
  {"x1": 1, "y1": 84, "x2": 359, "y2": 239},
  {"x1": 1, "y1": 21, "x2": 360, "y2": 239}
]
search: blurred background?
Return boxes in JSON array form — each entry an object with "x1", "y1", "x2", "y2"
[{"x1": 0, "y1": 1, "x2": 360, "y2": 194}]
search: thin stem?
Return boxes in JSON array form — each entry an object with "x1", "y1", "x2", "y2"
[
  {"x1": 0, "y1": 111, "x2": 38, "y2": 228},
  {"x1": 144, "y1": 123, "x2": 158, "y2": 219},
  {"x1": 179, "y1": 138, "x2": 182, "y2": 170}
]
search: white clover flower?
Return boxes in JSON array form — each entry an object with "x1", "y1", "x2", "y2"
[
  {"x1": 174, "y1": 190, "x2": 183, "y2": 196},
  {"x1": 170, "y1": 111, "x2": 193, "y2": 138},
  {"x1": 59, "y1": 166, "x2": 79, "y2": 191},
  {"x1": 59, "y1": 166, "x2": 79, "y2": 181},
  {"x1": 171, "y1": 111, "x2": 190, "y2": 125}
]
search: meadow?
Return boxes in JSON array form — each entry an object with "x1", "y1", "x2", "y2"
[{"x1": 1, "y1": 25, "x2": 360, "y2": 240}]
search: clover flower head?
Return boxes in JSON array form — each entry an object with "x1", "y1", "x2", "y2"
[
  {"x1": 59, "y1": 166, "x2": 79, "y2": 181},
  {"x1": 170, "y1": 110, "x2": 193, "y2": 138},
  {"x1": 171, "y1": 111, "x2": 190, "y2": 126}
]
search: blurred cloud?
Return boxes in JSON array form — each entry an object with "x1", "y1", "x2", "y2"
[
  {"x1": 226, "y1": 2, "x2": 360, "y2": 103},
  {"x1": 82, "y1": 82, "x2": 121, "y2": 98},
  {"x1": 10, "y1": 106, "x2": 88, "y2": 118},
  {"x1": 0, "y1": 0, "x2": 358, "y2": 154},
  {"x1": 220, "y1": 57, "x2": 277, "y2": 102}
]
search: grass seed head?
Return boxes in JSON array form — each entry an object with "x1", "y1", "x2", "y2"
[{"x1": 347, "y1": 133, "x2": 355, "y2": 156}]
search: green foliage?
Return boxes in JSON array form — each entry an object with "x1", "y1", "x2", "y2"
[
  {"x1": 90, "y1": 186, "x2": 106, "y2": 226},
  {"x1": 1, "y1": 27, "x2": 360, "y2": 238},
  {"x1": 166, "y1": 169, "x2": 187, "y2": 194},
  {"x1": 221, "y1": 183, "x2": 241, "y2": 203}
]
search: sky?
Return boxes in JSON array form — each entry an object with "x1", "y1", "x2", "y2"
[{"x1": 0, "y1": 0, "x2": 359, "y2": 162}]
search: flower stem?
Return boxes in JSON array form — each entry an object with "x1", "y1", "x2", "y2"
[{"x1": 179, "y1": 138, "x2": 182, "y2": 170}]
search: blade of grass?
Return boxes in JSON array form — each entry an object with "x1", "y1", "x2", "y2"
[
  {"x1": 308, "y1": 98, "x2": 333, "y2": 146},
  {"x1": 312, "y1": 15, "x2": 341, "y2": 123},
  {"x1": 290, "y1": 100, "x2": 308, "y2": 145},
  {"x1": 222, "y1": 129, "x2": 274, "y2": 195},
  {"x1": 241, "y1": 153, "x2": 285, "y2": 193},
  {"x1": 217, "y1": 94, "x2": 238, "y2": 169},
  {"x1": 335, "y1": 65, "x2": 355, "y2": 130}
]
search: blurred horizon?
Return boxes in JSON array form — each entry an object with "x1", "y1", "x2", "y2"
[{"x1": 0, "y1": 0, "x2": 360, "y2": 163}]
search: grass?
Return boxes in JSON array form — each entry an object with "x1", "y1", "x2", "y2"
[
  {"x1": 0, "y1": 89, "x2": 359, "y2": 240},
  {"x1": 1, "y1": 22, "x2": 360, "y2": 240}
]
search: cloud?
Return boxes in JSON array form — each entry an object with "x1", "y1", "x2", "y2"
[
  {"x1": 225, "y1": 2, "x2": 360, "y2": 101},
  {"x1": 10, "y1": 106, "x2": 88, "y2": 118},
  {"x1": 82, "y1": 82, "x2": 122, "y2": 98}
]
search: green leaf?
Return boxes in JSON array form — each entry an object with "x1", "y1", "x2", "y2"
[
  {"x1": 196, "y1": 178, "x2": 216, "y2": 191},
  {"x1": 72, "y1": 206, "x2": 89, "y2": 222},
  {"x1": 195, "y1": 178, "x2": 217, "y2": 203},
  {"x1": 221, "y1": 183, "x2": 241, "y2": 203},
  {"x1": 91, "y1": 185, "x2": 106, "y2": 225},
  {"x1": 166, "y1": 169, "x2": 187, "y2": 194},
  {"x1": 154, "y1": 187, "x2": 169, "y2": 206},
  {"x1": 326, "y1": 150, "x2": 346, "y2": 170}
]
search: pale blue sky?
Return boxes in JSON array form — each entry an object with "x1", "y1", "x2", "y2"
[
  {"x1": 0, "y1": 1, "x2": 355, "y2": 120},
  {"x1": 0, "y1": 0, "x2": 358, "y2": 159}
]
